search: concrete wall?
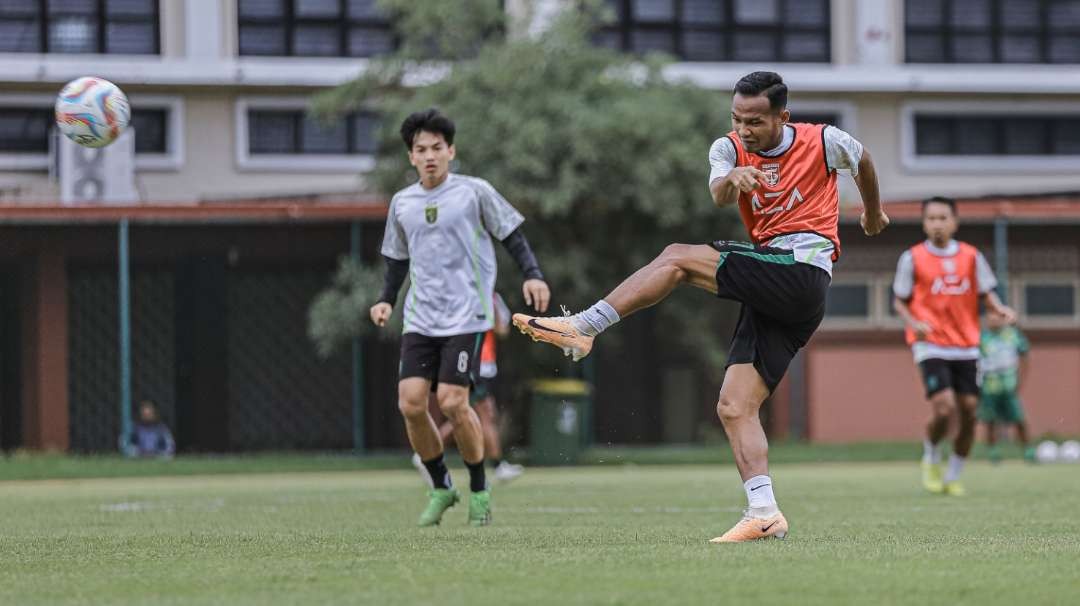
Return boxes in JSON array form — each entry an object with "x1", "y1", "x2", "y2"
[{"x1": 807, "y1": 338, "x2": 1080, "y2": 442}]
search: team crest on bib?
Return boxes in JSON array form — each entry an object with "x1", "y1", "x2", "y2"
[
  {"x1": 941, "y1": 258, "x2": 956, "y2": 274},
  {"x1": 761, "y1": 163, "x2": 781, "y2": 187},
  {"x1": 425, "y1": 205, "x2": 438, "y2": 224}
]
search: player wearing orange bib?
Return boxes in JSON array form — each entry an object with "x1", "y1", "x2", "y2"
[
  {"x1": 513, "y1": 71, "x2": 890, "y2": 542},
  {"x1": 893, "y1": 197, "x2": 1016, "y2": 496}
]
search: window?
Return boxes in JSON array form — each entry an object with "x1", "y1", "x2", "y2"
[
  {"x1": 596, "y1": 0, "x2": 830, "y2": 62},
  {"x1": 789, "y1": 112, "x2": 840, "y2": 127},
  {"x1": 0, "y1": 108, "x2": 53, "y2": 153},
  {"x1": 247, "y1": 110, "x2": 378, "y2": 155},
  {"x1": 236, "y1": 98, "x2": 379, "y2": 172},
  {"x1": 905, "y1": 0, "x2": 1080, "y2": 63},
  {"x1": 825, "y1": 283, "x2": 871, "y2": 318},
  {"x1": 238, "y1": 0, "x2": 395, "y2": 57},
  {"x1": 1023, "y1": 283, "x2": 1076, "y2": 317},
  {"x1": 129, "y1": 109, "x2": 167, "y2": 154},
  {"x1": 0, "y1": 0, "x2": 159, "y2": 54},
  {"x1": 0, "y1": 95, "x2": 182, "y2": 171},
  {"x1": 914, "y1": 114, "x2": 1080, "y2": 156}
]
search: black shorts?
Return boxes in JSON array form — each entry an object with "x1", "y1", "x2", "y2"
[
  {"x1": 399, "y1": 332, "x2": 484, "y2": 388},
  {"x1": 918, "y1": 358, "x2": 979, "y2": 398},
  {"x1": 711, "y1": 240, "x2": 831, "y2": 392}
]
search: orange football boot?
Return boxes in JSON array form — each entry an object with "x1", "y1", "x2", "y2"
[
  {"x1": 511, "y1": 313, "x2": 594, "y2": 361},
  {"x1": 709, "y1": 511, "x2": 789, "y2": 543}
]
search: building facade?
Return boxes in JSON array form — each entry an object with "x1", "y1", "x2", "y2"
[{"x1": 0, "y1": 0, "x2": 1077, "y2": 450}]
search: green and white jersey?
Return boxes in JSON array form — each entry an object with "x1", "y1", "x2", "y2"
[
  {"x1": 380, "y1": 173, "x2": 524, "y2": 337},
  {"x1": 979, "y1": 326, "x2": 1029, "y2": 395}
]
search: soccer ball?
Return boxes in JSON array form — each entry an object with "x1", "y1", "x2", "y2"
[
  {"x1": 54, "y1": 77, "x2": 131, "y2": 148},
  {"x1": 1035, "y1": 440, "x2": 1059, "y2": 464},
  {"x1": 1059, "y1": 440, "x2": 1080, "y2": 463}
]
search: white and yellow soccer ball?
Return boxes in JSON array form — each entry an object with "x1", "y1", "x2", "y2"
[{"x1": 54, "y1": 76, "x2": 131, "y2": 148}]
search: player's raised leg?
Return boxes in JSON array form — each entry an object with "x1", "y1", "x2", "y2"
[{"x1": 513, "y1": 244, "x2": 720, "y2": 358}]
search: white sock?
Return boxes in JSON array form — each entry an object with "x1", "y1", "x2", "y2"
[
  {"x1": 570, "y1": 299, "x2": 620, "y2": 336},
  {"x1": 744, "y1": 475, "x2": 779, "y2": 517},
  {"x1": 943, "y1": 454, "x2": 965, "y2": 483},
  {"x1": 922, "y1": 440, "x2": 942, "y2": 464}
]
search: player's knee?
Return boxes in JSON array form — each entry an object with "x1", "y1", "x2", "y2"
[
  {"x1": 437, "y1": 391, "x2": 469, "y2": 420},
  {"x1": 957, "y1": 399, "x2": 978, "y2": 419},
  {"x1": 658, "y1": 244, "x2": 692, "y2": 280},
  {"x1": 715, "y1": 394, "x2": 748, "y2": 423},
  {"x1": 397, "y1": 397, "x2": 428, "y2": 420},
  {"x1": 930, "y1": 394, "x2": 955, "y2": 418},
  {"x1": 659, "y1": 243, "x2": 693, "y2": 265}
]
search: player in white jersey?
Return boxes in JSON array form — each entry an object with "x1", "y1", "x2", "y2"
[{"x1": 371, "y1": 109, "x2": 550, "y2": 526}]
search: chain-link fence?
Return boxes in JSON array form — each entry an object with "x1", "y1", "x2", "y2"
[
  {"x1": 227, "y1": 270, "x2": 352, "y2": 450},
  {"x1": 69, "y1": 269, "x2": 177, "y2": 452},
  {"x1": 68, "y1": 264, "x2": 355, "y2": 453}
]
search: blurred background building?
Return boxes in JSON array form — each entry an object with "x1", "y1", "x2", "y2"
[{"x1": 0, "y1": 0, "x2": 1077, "y2": 452}]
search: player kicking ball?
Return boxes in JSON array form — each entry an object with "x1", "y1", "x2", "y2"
[
  {"x1": 513, "y1": 71, "x2": 889, "y2": 542},
  {"x1": 373, "y1": 109, "x2": 549, "y2": 526}
]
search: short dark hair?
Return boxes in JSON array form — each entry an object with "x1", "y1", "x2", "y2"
[
  {"x1": 922, "y1": 195, "x2": 957, "y2": 215},
  {"x1": 733, "y1": 71, "x2": 788, "y2": 111},
  {"x1": 400, "y1": 109, "x2": 455, "y2": 150}
]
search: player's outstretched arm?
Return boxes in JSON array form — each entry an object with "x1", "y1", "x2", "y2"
[
  {"x1": 855, "y1": 149, "x2": 889, "y2": 236},
  {"x1": 370, "y1": 255, "x2": 408, "y2": 327},
  {"x1": 710, "y1": 166, "x2": 767, "y2": 208}
]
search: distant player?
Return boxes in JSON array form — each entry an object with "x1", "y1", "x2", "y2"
[
  {"x1": 979, "y1": 308, "x2": 1034, "y2": 463},
  {"x1": 892, "y1": 196, "x2": 1016, "y2": 496},
  {"x1": 372, "y1": 109, "x2": 549, "y2": 526},
  {"x1": 413, "y1": 292, "x2": 525, "y2": 485},
  {"x1": 513, "y1": 71, "x2": 889, "y2": 542}
]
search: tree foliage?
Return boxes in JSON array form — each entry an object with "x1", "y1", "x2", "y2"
[{"x1": 309, "y1": 0, "x2": 741, "y2": 371}]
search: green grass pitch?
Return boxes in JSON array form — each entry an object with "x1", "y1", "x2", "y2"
[{"x1": 1, "y1": 461, "x2": 1078, "y2": 605}]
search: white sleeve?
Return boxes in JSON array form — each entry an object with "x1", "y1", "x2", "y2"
[
  {"x1": 892, "y1": 250, "x2": 914, "y2": 300},
  {"x1": 474, "y1": 178, "x2": 524, "y2": 241},
  {"x1": 823, "y1": 126, "x2": 864, "y2": 175},
  {"x1": 975, "y1": 251, "x2": 998, "y2": 294},
  {"x1": 708, "y1": 137, "x2": 736, "y2": 185},
  {"x1": 379, "y1": 195, "x2": 409, "y2": 260}
]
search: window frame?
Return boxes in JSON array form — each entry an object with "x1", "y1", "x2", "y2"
[
  {"x1": 1015, "y1": 272, "x2": 1080, "y2": 326},
  {"x1": 237, "y1": 0, "x2": 395, "y2": 58},
  {"x1": 0, "y1": 93, "x2": 183, "y2": 172},
  {"x1": 234, "y1": 97, "x2": 377, "y2": 173},
  {"x1": 0, "y1": 0, "x2": 161, "y2": 55},
  {"x1": 820, "y1": 272, "x2": 883, "y2": 329},
  {"x1": 598, "y1": 0, "x2": 832, "y2": 63},
  {"x1": 901, "y1": 100, "x2": 1080, "y2": 173},
  {"x1": 903, "y1": 0, "x2": 1080, "y2": 65}
]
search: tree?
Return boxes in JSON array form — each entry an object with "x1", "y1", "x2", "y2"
[{"x1": 309, "y1": 1, "x2": 743, "y2": 421}]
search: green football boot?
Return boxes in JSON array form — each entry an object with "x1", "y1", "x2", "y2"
[
  {"x1": 468, "y1": 490, "x2": 492, "y2": 527},
  {"x1": 1023, "y1": 446, "x2": 1038, "y2": 464},
  {"x1": 988, "y1": 444, "x2": 1003, "y2": 465},
  {"x1": 417, "y1": 488, "x2": 460, "y2": 527}
]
